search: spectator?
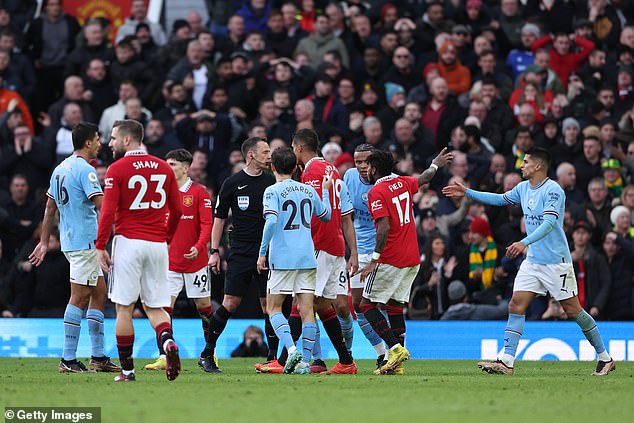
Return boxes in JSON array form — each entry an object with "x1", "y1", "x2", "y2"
[
  {"x1": 437, "y1": 41, "x2": 471, "y2": 96},
  {"x1": 24, "y1": 0, "x2": 81, "y2": 114},
  {"x1": 6, "y1": 230, "x2": 70, "y2": 317},
  {"x1": 557, "y1": 162, "x2": 585, "y2": 204},
  {"x1": 383, "y1": 46, "x2": 419, "y2": 93},
  {"x1": 602, "y1": 158, "x2": 624, "y2": 198},
  {"x1": 586, "y1": 177, "x2": 613, "y2": 238},
  {"x1": 421, "y1": 77, "x2": 465, "y2": 147},
  {"x1": 532, "y1": 32, "x2": 594, "y2": 88},
  {"x1": 0, "y1": 174, "x2": 40, "y2": 262},
  {"x1": 602, "y1": 232, "x2": 634, "y2": 320},
  {"x1": 230, "y1": 325, "x2": 269, "y2": 358},
  {"x1": 413, "y1": 234, "x2": 456, "y2": 319},
  {"x1": 463, "y1": 217, "x2": 500, "y2": 297},
  {"x1": 236, "y1": 0, "x2": 271, "y2": 34},
  {"x1": 610, "y1": 205, "x2": 633, "y2": 240},
  {"x1": 82, "y1": 58, "x2": 117, "y2": 119},
  {"x1": 377, "y1": 82, "x2": 405, "y2": 134},
  {"x1": 321, "y1": 142, "x2": 341, "y2": 164},
  {"x1": 0, "y1": 124, "x2": 52, "y2": 195},
  {"x1": 507, "y1": 23, "x2": 539, "y2": 81},
  {"x1": 306, "y1": 73, "x2": 348, "y2": 131},
  {"x1": 0, "y1": 32, "x2": 36, "y2": 100},
  {"x1": 144, "y1": 119, "x2": 182, "y2": 160},
  {"x1": 116, "y1": 0, "x2": 167, "y2": 46},
  {"x1": 550, "y1": 117, "x2": 583, "y2": 168},
  {"x1": 98, "y1": 81, "x2": 151, "y2": 143},
  {"x1": 110, "y1": 39, "x2": 157, "y2": 107},
  {"x1": 575, "y1": 136, "x2": 604, "y2": 190},
  {"x1": 571, "y1": 220, "x2": 611, "y2": 318},
  {"x1": 47, "y1": 76, "x2": 94, "y2": 129},
  {"x1": 64, "y1": 19, "x2": 111, "y2": 79},
  {"x1": 294, "y1": 14, "x2": 349, "y2": 69},
  {"x1": 440, "y1": 280, "x2": 508, "y2": 320},
  {"x1": 0, "y1": 73, "x2": 34, "y2": 133},
  {"x1": 388, "y1": 118, "x2": 437, "y2": 173}
]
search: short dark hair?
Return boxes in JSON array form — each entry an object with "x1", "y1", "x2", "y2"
[
  {"x1": 525, "y1": 147, "x2": 551, "y2": 169},
  {"x1": 271, "y1": 147, "x2": 297, "y2": 175},
  {"x1": 367, "y1": 150, "x2": 394, "y2": 178},
  {"x1": 292, "y1": 128, "x2": 319, "y2": 153},
  {"x1": 113, "y1": 119, "x2": 144, "y2": 143},
  {"x1": 354, "y1": 143, "x2": 376, "y2": 153},
  {"x1": 241, "y1": 136, "x2": 267, "y2": 158},
  {"x1": 72, "y1": 122, "x2": 99, "y2": 150},
  {"x1": 165, "y1": 148, "x2": 193, "y2": 165}
]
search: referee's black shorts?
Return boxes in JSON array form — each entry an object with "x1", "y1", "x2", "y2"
[{"x1": 224, "y1": 242, "x2": 267, "y2": 298}]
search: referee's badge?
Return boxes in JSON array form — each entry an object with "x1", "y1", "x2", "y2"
[
  {"x1": 183, "y1": 195, "x2": 194, "y2": 207},
  {"x1": 238, "y1": 196, "x2": 250, "y2": 210}
]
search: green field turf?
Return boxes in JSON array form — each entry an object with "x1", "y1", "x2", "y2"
[{"x1": 1, "y1": 358, "x2": 633, "y2": 423}]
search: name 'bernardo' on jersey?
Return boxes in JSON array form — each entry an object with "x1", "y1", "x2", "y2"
[
  {"x1": 279, "y1": 184, "x2": 316, "y2": 199},
  {"x1": 132, "y1": 160, "x2": 159, "y2": 170}
]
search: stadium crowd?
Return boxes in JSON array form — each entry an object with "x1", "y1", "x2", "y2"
[{"x1": 0, "y1": 0, "x2": 633, "y2": 322}]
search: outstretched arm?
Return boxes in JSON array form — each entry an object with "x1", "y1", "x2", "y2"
[
  {"x1": 418, "y1": 148, "x2": 454, "y2": 187},
  {"x1": 442, "y1": 182, "x2": 516, "y2": 207}
]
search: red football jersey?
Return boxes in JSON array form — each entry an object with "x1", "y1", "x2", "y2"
[
  {"x1": 367, "y1": 175, "x2": 420, "y2": 268},
  {"x1": 96, "y1": 150, "x2": 181, "y2": 249},
  {"x1": 169, "y1": 179, "x2": 213, "y2": 273},
  {"x1": 301, "y1": 157, "x2": 352, "y2": 257}
]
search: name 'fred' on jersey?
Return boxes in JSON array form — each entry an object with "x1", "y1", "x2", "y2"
[{"x1": 367, "y1": 175, "x2": 420, "y2": 268}]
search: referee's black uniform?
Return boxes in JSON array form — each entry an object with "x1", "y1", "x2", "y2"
[{"x1": 214, "y1": 169, "x2": 275, "y2": 297}]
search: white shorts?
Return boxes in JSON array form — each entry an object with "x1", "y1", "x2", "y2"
[
  {"x1": 267, "y1": 269, "x2": 316, "y2": 295},
  {"x1": 168, "y1": 266, "x2": 210, "y2": 299},
  {"x1": 514, "y1": 261, "x2": 577, "y2": 301},
  {"x1": 108, "y1": 235, "x2": 170, "y2": 308},
  {"x1": 363, "y1": 263, "x2": 420, "y2": 304},
  {"x1": 350, "y1": 253, "x2": 372, "y2": 289},
  {"x1": 315, "y1": 251, "x2": 347, "y2": 300},
  {"x1": 64, "y1": 249, "x2": 103, "y2": 286}
]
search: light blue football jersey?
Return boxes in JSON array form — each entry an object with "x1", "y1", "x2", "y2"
[
  {"x1": 502, "y1": 178, "x2": 571, "y2": 264},
  {"x1": 343, "y1": 168, "x2": 375, "y2": 255},
  {"x1": 261, "y1": 179, "x2": 330, "y2": 270},
  {"x1": 47, "y1": 155, "x2": 102, "y2": 251}
]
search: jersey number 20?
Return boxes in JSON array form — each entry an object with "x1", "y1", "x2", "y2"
[{"x1": 128, "y1": 174, "x2": 167, "y2": 210}]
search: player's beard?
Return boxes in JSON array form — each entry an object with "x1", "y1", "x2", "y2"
[{"x1": 112, "y1": 145, "x2": 125, "y2": 160}]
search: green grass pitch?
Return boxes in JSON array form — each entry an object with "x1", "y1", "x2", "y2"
[{"x1": 1, "y1": 358, "x2": 633, "y2": 423}]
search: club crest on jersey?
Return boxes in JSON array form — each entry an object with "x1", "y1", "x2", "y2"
[
  {"x1": 183, "y1": 195, "x2": 194, "y2": 207},
  {"x1": 362, "y1": 193, "x2": 368, "y2": 201},
  {"x1": 238, "y1": 196, "x2": 249, "y2": 210}
]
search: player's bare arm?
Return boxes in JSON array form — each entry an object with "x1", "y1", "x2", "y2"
[
  {"x1": 208, "y1": 217, "x2": 225, "y2": 274},
  {"x1": 28, "y1": 197, "x2": 58, "y2": 267},
  {"x1": 342, "y1": 214, "x2": 358, "y2": 276},
  {"x1": 419, "y1": 148, "x2": 454, "y2": 187},
  {"x1": 506, "y1": 241, "x2": 527, "y2": 259},
  {"x1": 97, "y1": 249, "x2": 112, "y2": 273},
  {"x1": 441, "y1": 181, "x2": 468, "y2": 198},
  {"x1": 360, "y1": 216, "x2": 390, "y2": 281}
]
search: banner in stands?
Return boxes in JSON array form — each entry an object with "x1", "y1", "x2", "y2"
[
  {"x1": 63, "y1": 0, "x2": 133, "y2": 40},
  {"x1": 1, "y1": 320, "x2": 633, "y2": 360}
]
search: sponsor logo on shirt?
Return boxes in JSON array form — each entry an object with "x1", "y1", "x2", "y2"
[
  {"x1": 238, "y1": 196, "x2": 249, "y2": 211},
  {"x1": 370, "y1": 199, "x2": 383, "y2": 212},
  {"x1": 304, "y1": 180, "x2": 320, "y2": 189},
  {"x1": 183, "y1": 195, "x2": 194, "y2": 207},
  {"x1": 105, "y1": 177, "x2": 114, "y2": 189},
  {"x1": 203, "y1": 198, "x2": 212, "y2": 208}
]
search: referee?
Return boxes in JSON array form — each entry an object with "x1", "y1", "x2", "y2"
[{"x1": 200, "y1": 137, "x2": 276, "y2": 373}]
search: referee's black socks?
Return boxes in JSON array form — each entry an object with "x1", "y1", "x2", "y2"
[{"x1": 201, "y1": 305, "x2": 232, "y2": 358}]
